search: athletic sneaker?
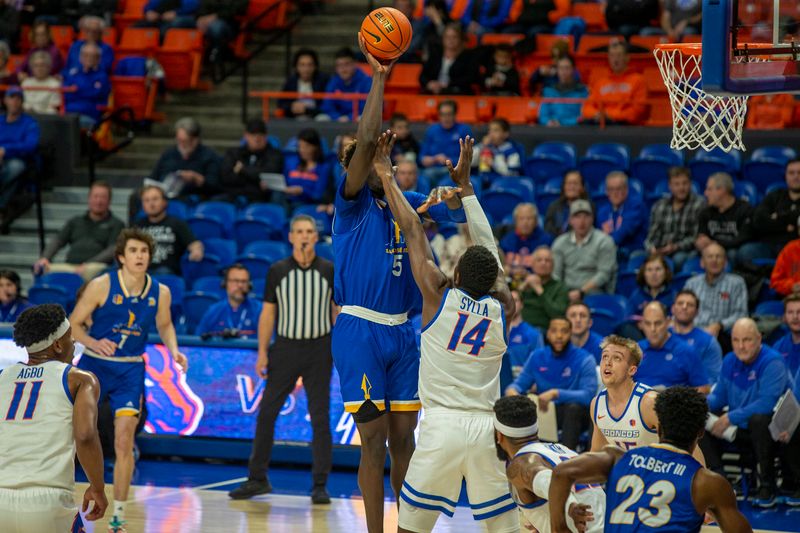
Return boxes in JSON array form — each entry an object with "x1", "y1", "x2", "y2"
[
  {"x1": 228, "y1": 478, "x2": 272, "y2": 500},
  {"x1": 108, "y1": 517, "x2": 127, "y2": 532},
  {"x1": 786, "y1": 490, "x2": 800, "y2": 507},
  {"x1": 753, "y1": 486, "x2": 777, "y2": 508},
  {"x1": 311, "y1": 485, "x2": 331, "y2": 504}
]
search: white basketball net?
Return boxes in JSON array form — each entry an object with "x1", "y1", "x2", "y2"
[{"x1": 654, "y1": 46, "x2": 749, "y2": 152}]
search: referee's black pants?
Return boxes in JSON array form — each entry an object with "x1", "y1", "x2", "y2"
[{"x1": 248, "y1": 335, "x2": 333, "y2": 486}]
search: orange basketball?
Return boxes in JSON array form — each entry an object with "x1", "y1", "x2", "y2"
[{"x1": 360, "y1": 7, "x2": 413, "y2": 62}]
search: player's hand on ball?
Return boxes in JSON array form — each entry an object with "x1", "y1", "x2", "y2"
[
  {"x1": 416, "y1": 186, "x2": 462, "y2": 213},
  {"x1": 358, "y1": 33, "x2": 394, "y2": 75},
  {"x1": 173, "y1": 351, "x2": 189, "y2": 372},
  {"x1": 83, "y1": 484, "x2": 108, "y2": 521},
  {"x1": 445, "y1": 136, "x2": 475, "y2": 189}
]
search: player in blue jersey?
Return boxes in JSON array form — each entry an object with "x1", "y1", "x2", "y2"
[
  {"x1": 549, "y1": 386, "x2": 752, "y2": 533},
  {"x1": 70, "y1": 228, "x2": 187, "y2": 533},
  {"x1": 331, "y1": 35, "x2": 467, "y2": 533}
]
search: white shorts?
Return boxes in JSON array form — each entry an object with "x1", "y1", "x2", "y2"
[
  {"x1": 0, "y1": 487, "x2": 83, "y2": 533},
  {"x1": 519, "y1": 486, "x2": 606, "y2": 533},
  {"x1": 399, "y1": 411, "x2": 518, "y2": 533}
]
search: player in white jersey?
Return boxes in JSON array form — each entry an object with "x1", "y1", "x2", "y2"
[
  {"x1": 0, "y1": 303, "x2": 107, "y2": 532},
  {"x1": 494, "y1": 395, "x2": 606, "y2": 533},
  {"x1": 590, "y1": 335, "x2": 659, "y2": 451},
  {"x1": 372, "y1": 133, "x2": 518, "y2": 532}
]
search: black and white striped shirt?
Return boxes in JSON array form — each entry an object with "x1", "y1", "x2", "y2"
[{"x1": 264, "y1": 256, "x2": 334, "y2": 340}]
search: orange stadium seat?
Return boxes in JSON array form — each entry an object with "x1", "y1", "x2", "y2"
[
  {"x1": 51, "y1": 26, "x2": 75, "y2": 57},
  {"x1": 629, "y1": 35, "x2": 671, "y2": 51},
  {"x1": 386, "y1": 64, "x2": 422, "y2": 94},
  {"x1": 393, "y1": 95, "x2": 436, "y2": 122},
  {"x1": 571, "y1": 2, "x2": 607, "y2": 32},
  {"x1": 481, "y1": 33, "x2": 525, "y2": 46},
  {"x1": 494, "y1": 97, "x2": 538, "y2": 124},
  {"x1": 116, "y1": 27, "x2": 160, "y2": 59},
  {"x1": 157, "y1": 29, "x2": 204, "y2": 90},
  {"x1": 476, "y1": 98, "x2": 494, "y2": 123},
  {"x1": 7, "y1": 55, "x2": 24, "y2": 72},
  {"x1": 110, "y1": 76, "x2": 160, "y2": 121},
  {"x1": 114, "y1": 0, "x2": 149, "y2": 33},
  {"x1": 80, "y1": 27, "x2": 118, "y2": 47}
]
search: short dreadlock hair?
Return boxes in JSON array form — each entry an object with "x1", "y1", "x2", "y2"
[
  {"x1": 654, "y1": 386, "x2": 709, "y2": 451},
  {"x1": 13, "y1": 303, "x2": 67, "y2": 349},
  {"x1": 340, "y1": 137, "x2": 358, "y2": 169},
  {"x1": 456, "y1": 245, "x2": 498, "y2": 298}
]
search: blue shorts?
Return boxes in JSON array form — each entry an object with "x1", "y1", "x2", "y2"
[
  {"x1": 77, "y1": 354, "x2": 145, "y2": 417},
  {"x1": 332, "y1": 313, "x2": 420, "y2": 414}
]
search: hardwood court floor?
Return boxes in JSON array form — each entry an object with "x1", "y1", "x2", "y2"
[{"x1": 73, "y1": 481, "x2": 797, "y2": 533}]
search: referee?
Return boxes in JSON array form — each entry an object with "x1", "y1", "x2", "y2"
[{"x1": 228, "y1": 214, "x2": 336, "y2": 504}]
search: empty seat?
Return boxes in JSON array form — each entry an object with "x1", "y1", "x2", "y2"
[
  {"x1": 235, "y1": 204, "x2": 287, "y2": 248},
  {"x1": 189, "y1": 202, "x2": 237, "y2": 240},
  {"x1": 578, "y1": 143, "x2": 630, "y2": 189},
  {"x1": 203, "y1": 238, "x2": 237, "y2": 269},
  {"x1": 242, "y1": 240, "x2": 291, "y2": 262},
  {"x1": 182, "y1": 291, "x2": 222, "y2": 333},
  {"x1": 292, "y1": 204, "x2": 333, "y2": 236},
  {"x1": 157, "y1": 29, "x2": 203, "y2": 90},
  {"x1": 28, "y1": 285, "x2": 72, "y2": 311},
  {"x1": 489, "y1": 177, "x2": 535, "y2": 202},
  {"x1": 234, "y1": 255, "x2": 272, "y2": 281},
  {"x1": 386, "y1": 64, "x2": 423, "y2": 94},
  {"x1": 36, "y1": 272, "x2": 84, "y2": 299},
  {"x1": 111, "y1": 57, "x2": 159, "y2": 121},
  {"x1": 191, "y1": 276, "x2": 225, "y2": 296},
  {"x1": 482, "y1": 190, "x2": 527, "y2": 223},
  {"x1": 494, "y1": 98, "x2": 538, "y2": 125},
  {"x1": 152, "y1": 273, "x2": 185, "y2": 317},
  {"x1": 742, "y1": 145, "x2": 797, "y2": 192},
  {"x1": 733, "y1": 180, "x2": 759, "y2": 205},
  {"x1": 116, "y1": 27, "x2": 160, "y2": 59},
  {"x1": 754, "y1": 300, "x2": 784, "y2": 316},
  {"x1": 688, "y1": 147, "x2": 741, "y2": 185},
  {"x1": 526, "y1": 142, "x2": 577, "y2": 182},
  {"x1": 630, "y1": 144, "x2": 684, "y2": 189}
]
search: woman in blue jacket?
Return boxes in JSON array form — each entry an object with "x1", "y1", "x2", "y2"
[{"x1": 538, "y1": 55, "x2": 587, "y2": 127}]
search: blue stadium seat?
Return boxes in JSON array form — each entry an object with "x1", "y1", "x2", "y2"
[
  {"x1": 578, "y1": 143, "x2": 630, "y2": 189},
  {"x1": 180, "y1": 252, "x2": 222, "y2": 286},
  {"x1": 733, "y1": 180, "x2": 759, "y2": 205},
  {"x1": 35, "y1": 272, "x2": 84, "y2": 299},
  {"x1": 630, "y1": 144, "x2": 684, "y2": 189},
  {"x1": 234, "y1": 204, "x2": 287, "y2": 248},
  {"x1": 489, "y1": 177, "x2": 535, "y2": 202},
  {"x1": 755, "y1": 300, "x2": 784, "y2": 316},
  {"x1": 191, "y1": 276, "x2": 225, "y2": 296},
  {"x1": 525, "y1": 142, "x2": 577, "y2": 181},
  {"x1": 765, "y1": 182, "x2": 787, "y2": 195},
  {"x1": 587, "y1": 307, "x2": 620, "y2": 336},
  {"x1": 535, "y1": 176, "x2": 563, "y2": 215},
  {"x1": 243, "y1": 241, "x2": 291, "y2": 263},
  {"x1": 28, "y1": 285, "x2": 71, "y2": 310},
  {"x1": 482, "y1": 190, "x2": 526, "y2": 224},
  {"x1": 203, "y1": 238, "x2": 237, "y2": 269},
  {"x1": 152, "y1": 274, "x2": 185, "y2": 317},
  {"x1": 742, "y1": 145, "x2": 797, "y2": 192},
  {"x1": 672, "y1": 271, "x2": 692, "y2": 290},
  {"x1": 584, "y1": 294, "x2": 628, "y2": 317},
  {"x1": 182, "y1": 291, "x2": 221, "y2": 333},
  {"x1": 615, "y1": 271, "x2": 638, "y2": 297},
  {"x1": 188, "y1": 201, "x2": 237, "y2": 240},
  {"x1": 315, "y1": 242, "x2": 335, "y2": 262},
  {"x1": 252, "y1": 278, "x2": 266, "y2": 296},
  {"x1": 235, "y1": 255, "x2": 272, "y2": 281},
  {"x1": 688, "y1": 147, "x2": 742, "y2": 185},
  {"x1": 292, "y1": 204, "x2": 333, "y2": 236}
]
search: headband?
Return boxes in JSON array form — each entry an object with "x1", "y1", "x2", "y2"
[
  {"x1": 26, "y1": 318, "x2": 70, "y2": 354},
  {"x1": 493, "y1": 414, "x2": 538, "y2": 438}
]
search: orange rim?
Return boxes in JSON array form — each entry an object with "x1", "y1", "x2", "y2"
[{"x1": 654, "y1": 42, "x2": 780, "y2": 56}]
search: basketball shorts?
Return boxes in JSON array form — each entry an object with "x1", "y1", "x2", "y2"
[
  {"x1": 399, "y1": 411, "x2": 518, "y2": 533},
  {"x1": 77, "y1": 354, "x2": 145, "y2": 417},
  {"x1": 0, "y1": 487, "x2": 84, "y2": 533},
  {"x1": 332, "y1": 313, "x2": 420, "y2": 414},
  {"x1": 519, "y1": 485, "x2": 606, "y2": 533}
]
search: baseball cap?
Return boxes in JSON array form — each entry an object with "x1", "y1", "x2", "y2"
[
  {"x1": 245, "y1": 118, "x2": 267, "y2": 135},
  {"x1": 569, "y1": 199, "x2": 593, "y2": 216},
  {"x1": 5, "y1": 86, "x2": 23, "y2": 100}
]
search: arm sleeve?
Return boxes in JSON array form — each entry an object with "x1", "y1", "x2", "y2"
[
  {"x1": 728, "y1": 204, "x2": 754, "y2": 248},
  {"x1": 462, "y1": 195, "x2": 502, "y2": 269},
  {"x1": 685, "y1": 348, "x2": 710, "y2": 387},
  {"x1": 580, "y1": 81, "x2": 600, "y2": 120},
  {"x1": 540, "y1": 282, "x2": 570, "y2": 320},
  {"x1": 220, "y1": 149, "x2": 247, "y2": 188},
  {"x1": 42, "y1": 230, "x2": 68, "y2": 260},
  {"x1": 702, "y1": 337, "x2": 724, "y2": 383},
  {"x1": 85, "y1": 218, "x2": 125, "y2": 264},
  {"x1": 482, "y1": 0, "x2": 513, "y2": 28},
  {"x1": 728, "y1": 360, "x2": 788, "y2": 426},
  {"x1": 405, "y1": 191, "x2": 467, "y2": 223},
  {"x1": 610, "y1": 202, "x2": 644, "y2": 246},
  {"x1": 332, "y1": 179, "x2": 370, "y2": 233},
  {"x1": 706, "y1": 370, "x2": 728, "y2": 412},
  {"x1": 720, "y1": 278, "x2": 748, "y2": 330},
  {"x1": 552, "y1": 242, "x2": 565, "y2": 281},
  {"x1": 622, "y1": 75, "x2": 648, "y2": 125},
  {"x1": 751, "y1": 191, "x2": 784, "y2": 233},
  {"x1": 3, "y1": 118, "x2": 40, "y2": 158},
  {"x1": 770, "y1": 245, "x2": 796, "y2": 296},
  {"x1": 510, "y1": 351, "x2": 538, "y2": 394},
  {"x1": 557, "y1": 356, "x2": 597, "y2": 406}
]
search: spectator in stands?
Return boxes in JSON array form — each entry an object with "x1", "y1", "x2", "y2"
[
  {"x1": 137, "y1": 0, "x2": 199, "y2": 39},
  {"x1": 670, "y1": 288, "x2": 724, "y2": 383},
  {"x1": 701, "y1": 317, "x2": 789, "y2": 508},
  {"x1": 566, "y1": 300, "x2": 605, "y2": 362},
  {"x1": 501, "y1": 203, "x2": 552, "y2": 277},
  {"x1": 0, "y1": 269, "x2": 31, "y2": 323},
  {"x1": 196, "y1": 264, "x2": 262, "y2": 339},
  {"x1": 389, "y1": 113, "x2": 419, "y2": 164},
  {"x1": 552, "y1": 199, "x2": 618, "y2": 297},
  {"x1": 21, "y1": 51, "x2": 62, "y2": 114},
  {"x1": 505, "y1": 0, "x2": 556, "y2": 37},
  {"x1": 507, "y1": 289, "x2": 544, "y2": 378},
  {"x1": 405, "y1": 0, "x2": 452, "y2": 62},
  {"x1": 419, "y1": 23, "x2": 479, "y2": 95},
  {"x1": 63, "y1": 42, "x2": 111, "y2": 128},
  {"x1": 66, "y1": 16, "x2": 114, "y2": 73},
  {"x1": 637, "y1": 301, "x2": 710, "y2": 392},
  {"x1": 777, "y1": 366, "x2": 800, "y2": 506},
  {"x1": 392, "y1": 0, "x2": 425, "y2": 61},
  {"x1": 0, "y1": 42, "x2": 18, "y2": 94},
  {"x1": 195, "y1": 0, "x2": 248, "y2": 64},
  {"x1": 738, "y1": 159, "x2": 800, "y2": 265},
  {"x1": 746, "y1": 94, "x2": 795, "y2": 130},
  {"x1": 395, "y1": 160, "x2": 421, "y2": 193},
  {"x1": 62, "y1": 0, "x2": 119, "y2": 23},
  {"x1": 505, "y1": 316, "x2": 597, "y2": 450},
  {"x1": 419, "y1": 99, "x2": 473, "y2": 185},
  {"x1": 16, "y1": 21, "x2": 65, "y2": 78},
  {"x1": 472, "y1": 118, "x2": 524, "y2": 178},
  {"x1": 0, "y1": 1, "x2": 20, "y2": 46},
  {"x1": 625, "y1": 254, "x2": 676, "y2": 322},
  {"x1": 461, "y1": 0, "x2": 513, "y2": 35},
  {"x1": 150, "y1": 117, "x2": 221, "y2": 201},
  {"x1": 684, "y1": 241, "x2": 748, "y2": 351},
  {"x1": 0, "y1": 87, "x2": 39, "y2": 221},
  {"x1": 284, "y1": 128, "x2": 332, "y2": 206},
  {"x1": 429, "y1": 223, "x2": 471, "y2": 277},
  {"x1": 644, "y1": 166, "x2": 704, "y2": 272},
  {"x1": 279, "y1": 48, "x2": 329, "y2": 119},
  {"x1": 220, "y1": 118, "x2": 284, "y2": 204},
  {"x1": 580, "y1": 41, "x2": 647, "y2": 126},
  {"x1": 538, "y1": 55, "x2": 588, "y2": 127},
  {"x1": 33, "y1": 181, "x2": 125, "y2": 281},
  {"x1": 482, "y1": 44, "x2": 520, "y2": 95},
  {"x1": 544, "y1": 170, "x2": 591, "y2": 237},
  {"x1": 596, "y1": 171, "x2": 646, "y2": 257},
  {"x1": 318, "y1": 47, "x2": 371, "y2": 122},
  {"x1": 134, "y1": 185, "x2": 203, "y2": 275},
  {"x1": 604, "y1": 0, "x2": 659, "y2": 38},
  {"x1": 518, "y1": 246, "x2": 569, "y2": 330},
  {"x1": 769, "y1": 294, "x2": 800, "y2": 378},
  {"x1": 528, "y1": 39, "x2": 571, "y2": 94},
  {"x1": 696, "y1": 172, "x2": 753, "y2": 265},
  {"x1": 651, "y1": 0, "x2": 703, "y2": 39}
]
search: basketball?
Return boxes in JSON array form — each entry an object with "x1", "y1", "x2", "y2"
[{"x1": 360, "y1": 7, "x2": 413, "y2": 62}]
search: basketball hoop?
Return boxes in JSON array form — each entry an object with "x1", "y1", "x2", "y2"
[{"x1": 654, "y1": 43, "x2": 749, "y2": 153}]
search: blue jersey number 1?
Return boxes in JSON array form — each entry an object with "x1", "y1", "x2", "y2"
[
  {"x1": 4, "y1": 381, "x2": 44, "y2": 421},
  {"x1": 447, "y1": 313, "x2": 491, "y2": 356}
]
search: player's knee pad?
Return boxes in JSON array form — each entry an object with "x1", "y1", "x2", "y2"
[{"x1": 352, "y1": 400, "x2": 386, "y2": 424}]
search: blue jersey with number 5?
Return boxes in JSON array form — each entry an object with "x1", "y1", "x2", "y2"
[
  {"x1": 606, "y1": 444, "x2": 703, "y2": 532},
  {"x1": 332, "y1": 179, "x2": 465, "y2": 314}
]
